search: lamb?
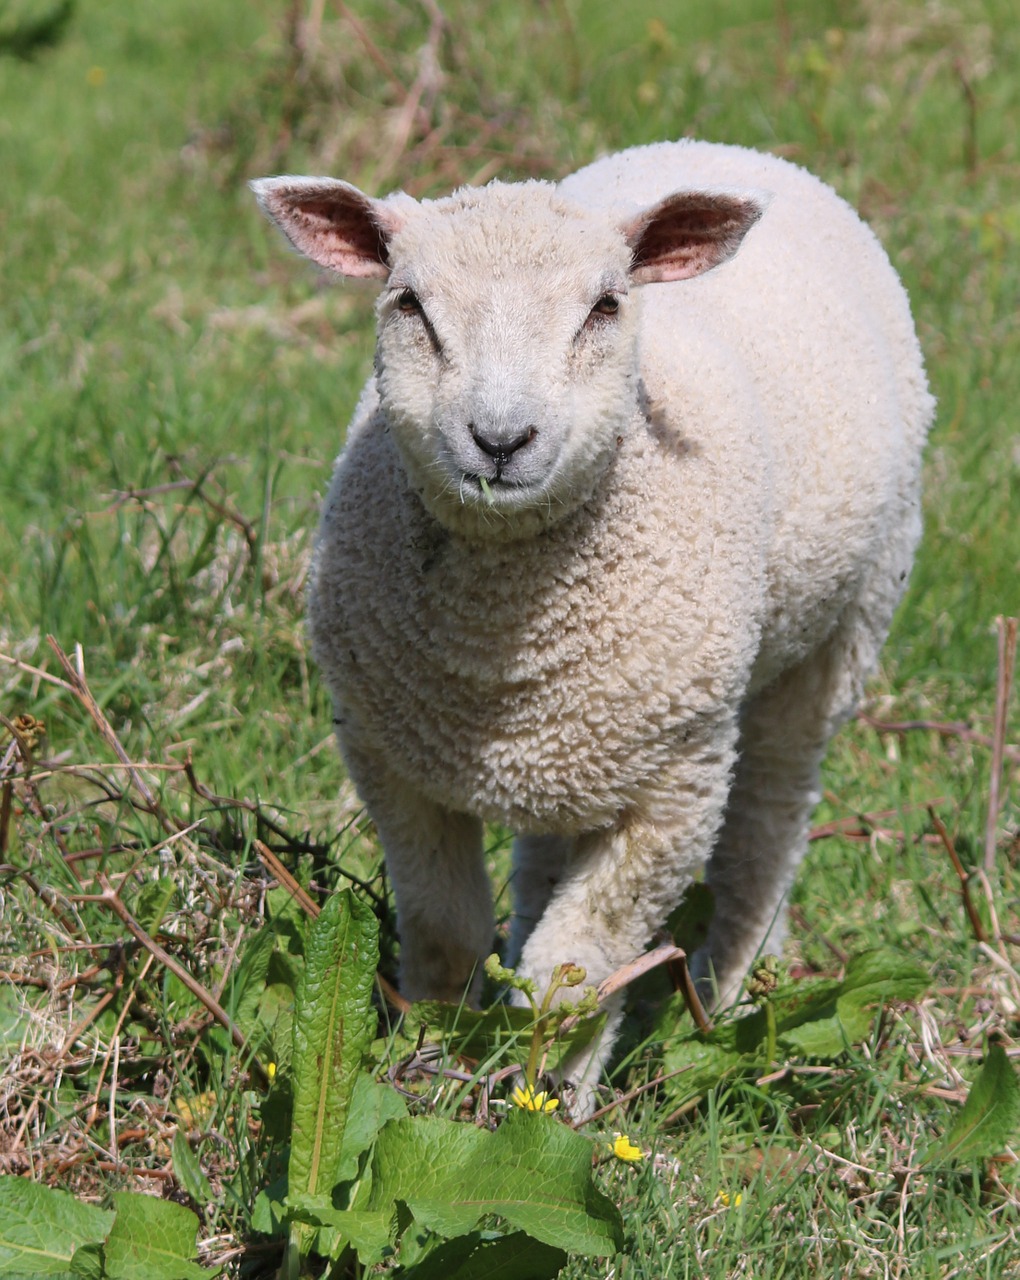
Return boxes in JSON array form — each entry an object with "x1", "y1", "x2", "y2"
[{"x1": 252, "y1": 139, "x2": 933, "y2": 1102}]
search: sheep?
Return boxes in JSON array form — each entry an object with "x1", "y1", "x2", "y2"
[{"x1": 252, "y1": 139, "x2": 933, "y2": 1104}]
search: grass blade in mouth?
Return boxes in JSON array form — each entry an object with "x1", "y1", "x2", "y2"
[{"x1": 479, "y1": 475, "x2": 496, "y2": 505}]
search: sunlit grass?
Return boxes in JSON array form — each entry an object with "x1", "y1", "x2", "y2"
[{"x1": 1, "y1": 0, "x2": 1018, "y2": 1275}]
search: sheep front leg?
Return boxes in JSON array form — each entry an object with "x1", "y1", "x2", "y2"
[
  {"x1": 515, "y1": 732, "x2": 737, "y2": 1106},
  {"x1": 343, "y1": 747, "x2": 493, "y2": 1004}
]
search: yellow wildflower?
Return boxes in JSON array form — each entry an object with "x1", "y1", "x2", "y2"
[
  {"x1": 266, "y1": 1061, "x2": 277, "y2": 1082},
  {"x1": 716, "y1": 1189, "x2": 743, "y2": 1208},
  {"x1": 175, "y1": 1091, "x2": 217, "y2": 1131},
  {"x1": 609, "y1": 1133, "x2": 643, "y2": 1162},
  {"x1": 511, "y1": 1084, "x2": 559, "y2": 1113}
]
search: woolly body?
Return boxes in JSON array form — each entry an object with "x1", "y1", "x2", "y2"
[{"x1": 253, "y1": 140, "x2": 932, "y2": 1095}]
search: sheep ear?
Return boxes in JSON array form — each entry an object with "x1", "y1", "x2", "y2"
[
  {"x1": 622, "y1": 191, "x2": 766, "y2": 284},
  {"x1": 250, "y1": 176, "x2": 409, "y2": 279}
]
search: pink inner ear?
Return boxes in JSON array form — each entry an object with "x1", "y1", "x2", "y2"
[
  {"x1": 624, "y1": 192, "x2": 764, "y2": 285},
  {"x1": 289, "y1": 195, "x2": 392, "y2": 279},
  {"x1": 631, "y1": 239, "x2": 732, "y2": 283},
  {"x1": 254, "y1": 179, "x2": 403, "y2": 279}
]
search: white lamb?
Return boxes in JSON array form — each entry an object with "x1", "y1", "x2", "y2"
[{"x1": 252, "y1": 139, "x2": 933, "y2": 1099}]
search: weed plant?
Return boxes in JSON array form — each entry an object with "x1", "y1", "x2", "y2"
[{"x1": 0, "y1": 0, "x2": 1018, "y2": 1276}]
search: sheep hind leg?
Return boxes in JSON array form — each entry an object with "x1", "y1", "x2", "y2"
[
  {"x1": 692, "y1": 624, "x2": 874, "y2": 1007},
  {"x1": 507, "y1": 834, "x2": 574, "y2": 966}
]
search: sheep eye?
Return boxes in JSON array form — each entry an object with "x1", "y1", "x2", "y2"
[
  {"x1": 396, "y1": 288, "x2": 422, "y2": 314},
  {"x1": 591, "y1": 293, "x2": 620, "y2": 317}
]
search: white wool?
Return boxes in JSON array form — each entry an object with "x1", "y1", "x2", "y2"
[{"x1": 254, "y1": 140, "x2": 934, "y2": 1109}]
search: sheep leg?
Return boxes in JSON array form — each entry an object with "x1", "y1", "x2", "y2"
[
  {"x1": 694, "y1": 622, "x2": 876, "y2": 1005},
  {"x1": 514, "y1": 730, "x2": 738, "y2": 1109},
  {"x1": 343, "y1": 747, "x2": 493, "y2": 1004},
  {"x1": 507, "y1": 834, "x2": 574, "y2": 965}
]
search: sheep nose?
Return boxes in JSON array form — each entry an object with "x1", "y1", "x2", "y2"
[{"x1": 470, "y1": 424, "x2": 537, "y2": 475}]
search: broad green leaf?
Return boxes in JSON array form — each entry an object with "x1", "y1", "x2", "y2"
[
  {"x1": 660, "y1": 949, "x2": 928, "y2": 1100},
  {"x1": 366, "y1": 1111, "x2": 622, "y2": 1257},
  {"x1": 171, "y1": 1130, "x2": 214, "y2": 1207},
  {"x1": 0, "y1": 1178, "x2": 112, "y2": 1278},
  {"x1": 779, "y1": 950, "x2": 928, "y2": 1058},
  {"x1": 283, "y1": 1194, "x2": 394, "y2": 1261},
  {"x1": 399, "y1": 1230, "x2": 568, "y2": 1279},
  {"x1": 335, "y1": 1073, "x2": 408, "y2": 1187},
  {"x1": 258, "y1": 982, "x2": 296, "y2": 1071},
  {"x1": 103, "y1": 1192, "x2": 215, "y2": 1280},
  {"x1": 69, "y1": 1243, "x2": 103, "y2": 1280},
  {"x1": 250, "y1": 1184, "x2": 287, "y2": 1237},
  {"x1": 924, "y1": 1044, "x2": 1020, "y2": 1166},
  {"x1": 775, "y1": 1009, "x2": 845, "y2": 1058},
  {"x1": 288, "y1": 890, "x2": 379, "y2": 1202},
  {"x1": 834, "y1": 950, "x2": 929, "y2": 1036}
]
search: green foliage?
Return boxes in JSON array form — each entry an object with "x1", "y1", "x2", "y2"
[
  {"x1": 1, "y1": 0, "x2": 1018, "y2": 1275},
  {"x1": 0, "y1": 1180, "x2": 112, "y2": 1278},
  {"x1": 924, "y1": 1044, "x2": 1020, "y2": 1167},
  {"x1": 287, "y1": 891, "x2": 378, "y2": 1202},
  {"x1": 364, "y1": 1111, "x2": 620, "y2": 1257},
  {"x1": 101, "y1": 1195, "x2": 213, "y2": 1280},
  {"x1": 0, "y1": 1182, "x2": 213, "y2": 1280},
  {"x1": 0, "y1": 0, "x2": 74, "y2": 58},
  {"x1": 260, "y1": 892, "x2": 620, "y2": 1275},
  {"x1": 660, "y1": 950, "x2": 930, "y2": 1105}
]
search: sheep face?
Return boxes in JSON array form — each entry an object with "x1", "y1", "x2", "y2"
[
  {"x1": 372, "y1": 185, "x2": 643, "y2": 538},
  {"x1": 251, "y1": 174, "x2": 765, "y2": 539}
]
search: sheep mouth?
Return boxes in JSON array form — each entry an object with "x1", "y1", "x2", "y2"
[{"x1": 462, "y1": 472, "x2": 539, "y2": 506}]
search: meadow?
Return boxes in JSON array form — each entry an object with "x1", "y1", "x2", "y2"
[{"x1": 0, "y1": 0, "x2": 1018, "y2": 1275}]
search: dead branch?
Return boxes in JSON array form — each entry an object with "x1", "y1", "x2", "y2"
[
  {"x1": 71, "y1": 873, "x2": 268, "y2": 1088},
  {"x1": 556, "y1": 942, "x2": 707, "y2": 1037},
  {"x1": 46, "y1": 637, "x2": 179, "y2": 837},
  {"x1": 182, "y1": 752, "x2": 332, "y2": 859},
  {"x1": 331, "y1": 0, "x2": 408, "y2": 98},
  {"x1": 985, "y1": 616, "x2": 1018, "y2": 874},
  {"x1": 857, "y1": 709, "x2": 1019, "y2": 762},
  {"x1": 928, "y1": 806, "x2": 986, "y2": 943},
  {"x1": 253, "y1": 838, "x2": 320, "y2": 919}
]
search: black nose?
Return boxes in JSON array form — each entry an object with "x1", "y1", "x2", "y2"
[{"x1": 470, "y1": 424, "x2": 537, "y2": 476}]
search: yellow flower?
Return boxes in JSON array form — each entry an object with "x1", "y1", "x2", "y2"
[
  {"x1": 266, "y1": 1061, "x2": 277, "y2": 1082},
  {"x1": 86, "y1": 66, "x2": 106, "y2": 87},
  {"x1": 716, "y1": 1189, "x2": 743, "y2": 1208},
  {"x1": 175, "y1": 1090, "x2": 217, "y2": 1131},
  {"x1": 511, "y1": 1084, "x2": 559, "y2": 1113},
  {"x1": 609, "y1": 1133, "x2": 643, "y2": 1162}
]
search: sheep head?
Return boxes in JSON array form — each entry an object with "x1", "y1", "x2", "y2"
[{"x1": 252, "y1": 175, "x2": 763, "y2": 539}]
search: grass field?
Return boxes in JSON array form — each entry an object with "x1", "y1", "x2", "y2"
[{"x1": 1, "y1": 0, "x2": 1018, "y2": 1276}]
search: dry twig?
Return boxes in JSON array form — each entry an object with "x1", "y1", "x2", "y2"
[
  {"x1": 70, "y1": 873, "x2": 268, "y2": 1088},
  {"x1": 985, "y1": 615, "x2": 1018, "y2": 874},
  {"x1": 928, "y1": 806, "x2": 987, "y2": 943},
  {"x1": 858, "y1": 710, "x2": 1019, "y2": 762},
  {"x1": 46, "y1": 636, "x2": 179, "y2": 837}
]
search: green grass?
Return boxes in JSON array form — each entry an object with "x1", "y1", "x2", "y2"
[{"x1": 1, "y1": 0, "x2": 1018, "y2": 1276}]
